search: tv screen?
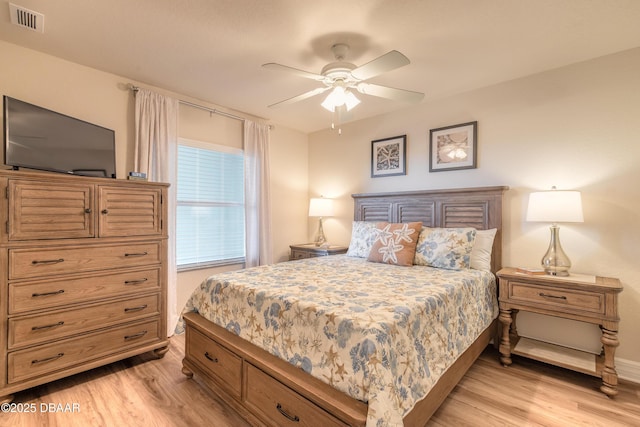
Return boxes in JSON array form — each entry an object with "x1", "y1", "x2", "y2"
[{"x1": 3, "y1": 96, "x2": 116, "y2": 178}]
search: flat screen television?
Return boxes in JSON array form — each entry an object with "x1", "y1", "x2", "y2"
[{"x1": 3, "y1": 96, "x2": 116, "y2": 178}]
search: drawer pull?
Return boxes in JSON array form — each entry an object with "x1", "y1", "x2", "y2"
[
  {"x1": 204, "y1": 352, "x2": 218, "y2": 363},
  {"x1": 124, "y1": 330, "x2": 148, "y2": 341},
  {"x1": 539, "y1": 292, "x2": 567, "y2": 300},
  {"x1": 85, "y1": 208, "x2": 92, "y2": 213},
  {"x1": 101, "y1": 209, "x2": 109, "y2": 214},
  {"x1": 31, "y1": 258, "x2": 65, "y2": 265},
  {"x1": 32, "y1": 353, "x2": 64, "y2": 365},
  {"x1": 124, "y1": 304, "x2": 148, "y2": 313},
  {"x1": 32, "y1": 289, "x2": 65, "y2": 298},
  {"x1": 276, "y1": 403, "x2": 300, "y2": 422},
  {"x1": 31, "y1": 321, "x2": 65, "y2": 331},
  {"x1": 124, "y1": 278, "x2": 148, "y2": 285},
  {"x1": 124, "y1": 252, "x2": 148, "y2": 257}
]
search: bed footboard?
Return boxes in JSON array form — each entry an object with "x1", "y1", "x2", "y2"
[{"x1": 182, "y1": 311, "x2": 496, "y2": 426}]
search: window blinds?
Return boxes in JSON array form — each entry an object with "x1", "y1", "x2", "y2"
[{"x1": 177, "y1": 144, "x2": 245, "y2": 267}]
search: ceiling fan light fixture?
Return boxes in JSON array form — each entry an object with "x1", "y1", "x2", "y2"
[
  {"x1": 343, "y1": 90, "x2": 360, "y2": 111},
  {"x1": 321, "y1": 87, "x2": 360, "y2": 112}
]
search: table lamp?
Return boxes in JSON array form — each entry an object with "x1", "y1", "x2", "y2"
[
  {"x1": 308, "y1": 197, "x2": 334, "y2": 247},
  {"x1": 526, "y1": 187, "x2": 584, "y2": 276}
]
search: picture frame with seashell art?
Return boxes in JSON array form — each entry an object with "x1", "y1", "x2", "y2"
[{"x1": 429, "y1": 121, "x2": 477, "y2": 172}]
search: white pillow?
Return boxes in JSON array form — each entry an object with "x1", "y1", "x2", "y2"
[
  {"x1": 470, "y1": 228, "x2": 497, "y2": 271},
  {"x1": 346, "y1": 221, "x2": 379, "y2": 257}
]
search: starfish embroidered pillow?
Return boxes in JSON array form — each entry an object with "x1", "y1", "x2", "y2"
[{"x1": 367, "y1": 222, "x2": 422, "y2": 266}]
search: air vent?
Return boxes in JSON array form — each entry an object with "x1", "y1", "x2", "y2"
[{"x1": 9, "y1": 3, "x2": 44, "y2": 33}]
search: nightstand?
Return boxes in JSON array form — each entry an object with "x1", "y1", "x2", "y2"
[
  {"x1": 497, "y1": 267, "x2": 622, "y2": 397},
  {"x1": 289, "y1": 243, "x2": 348, "y2": 260}
]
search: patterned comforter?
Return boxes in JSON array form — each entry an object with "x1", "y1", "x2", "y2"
[{"x1": 178, "y1": 255, "x2": 498, "y2": 426}]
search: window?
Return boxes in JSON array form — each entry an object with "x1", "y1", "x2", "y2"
[{"x1": 177, "y1": 139, "x2": 245, "y2": 269}]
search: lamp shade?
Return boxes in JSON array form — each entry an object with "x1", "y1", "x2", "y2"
[
  {"x1": 321, "y1": 87, "x2": 360, "y2": 112},
  {"x1": 308, "y1": 197, "x2": 334, "y2": 217},
  {"x1": 526, "y1": 189, "x2": 584, "y2": 223}
]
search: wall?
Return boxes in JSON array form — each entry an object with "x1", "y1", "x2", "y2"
[
  {"x1": 0, "y1": 40, "x2": 310, "y2": 324},
  {"x1": 308, "y1": 48, "x2": 640, "y2": 371}
]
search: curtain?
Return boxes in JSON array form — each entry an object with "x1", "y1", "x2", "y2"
[
  {"x1": 134, "y1": 88, "x2": 179, "y2": 336},
  {"x1": 244, "y1": 120, "x2": 272, "y2": 267}
]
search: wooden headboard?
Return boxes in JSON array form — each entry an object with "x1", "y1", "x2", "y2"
[{"x1": 352, "y1": 186, "x2": 508, "y2": 273}]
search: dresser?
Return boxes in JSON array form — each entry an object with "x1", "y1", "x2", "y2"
[{"x1": 0, "y1": 169, "x2": 169, "y2": 403}]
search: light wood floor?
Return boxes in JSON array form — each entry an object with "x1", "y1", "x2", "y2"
[{"x1": 4, "y1": 334, "x2": 639, "y2": 426}]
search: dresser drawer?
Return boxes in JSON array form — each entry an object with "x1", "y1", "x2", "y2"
[
  {"x1": 509, "y1": 282, "x2": 604, "y2": 314},
  {"x1": 8, "y1": 318, "x2": 161, "y2": 384},
  {"x1": 9, "y1": 242, "x2": 161, "y2": 280},
  {"x1": 245, "y1": 363, "x2": 348, "y2": 427},
  {"x1": 187, "y1": 328, "x2": 242, "y2": 398},
  {"x1": 8, "y1": 294, "x2": 160, "y2": 349},
  {"x1": 9, "y1": 267, "x2": 160, "y2": 314}
]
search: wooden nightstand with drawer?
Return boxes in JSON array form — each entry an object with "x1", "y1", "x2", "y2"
[
  {"x1": 497, "y1": 267, "x2": 622, "y2": 397},
  {"x1": 289, "y1": 244, "x2": 348, "y2": 260}
]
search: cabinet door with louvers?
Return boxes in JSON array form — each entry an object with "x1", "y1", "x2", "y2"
[
  {"x1": 98, "y1": 185, "x2": 164, "y2": 238},
  {"x1": 8, "y1": 180, "x2": 94, "y2": 241}
]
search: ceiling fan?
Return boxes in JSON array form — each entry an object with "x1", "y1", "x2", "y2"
[{"x1": 262, "y1": 43, "x2": 424, "y2": 113}]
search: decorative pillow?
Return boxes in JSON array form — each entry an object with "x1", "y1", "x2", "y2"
[
  {"x1": 346, "y1": 221, "x2": 378, "y2": 257},
  {"x1": 367, "y1": 222, "x2": 422, "y2": 266},
  {"x1": 470, "y1": 228, "x2": 497, "y2": 271},
  {"x1": 414, "y1": 227, "x2": 477, "y2": 270}
]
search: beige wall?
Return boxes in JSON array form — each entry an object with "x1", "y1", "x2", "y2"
[
  {"x1": 308, "y1": 48, "x2": 640, "y2": 365},
  {"x1": 0, "y1": 40, "x2": 311, "y2": 325}
]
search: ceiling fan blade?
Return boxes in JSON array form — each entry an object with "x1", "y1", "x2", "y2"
[
  {"x1": 262, "y1": 63, "x2": 326, "y2": 81},
  {"x1": 356, "y1": 83, "x2": 424, "y2": 103},
  {"x1": 267, "y1": 86, "x2": 331, "y2": 108},
  {"x1": 350, "y1": 50, "x2": 410, "y2": 81}
]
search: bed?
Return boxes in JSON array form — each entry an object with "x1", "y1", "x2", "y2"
[{"x1": 179, "y1": 186, "x2": 507, "y2": 426}]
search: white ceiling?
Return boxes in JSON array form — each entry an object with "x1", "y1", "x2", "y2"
[{"x1": 1, "y1": 0, "x2": 639, "y2": 133}]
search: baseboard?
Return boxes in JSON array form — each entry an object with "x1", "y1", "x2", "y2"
[{"x1": 617, "y1": 357, "x2": 640, "y2": 384}]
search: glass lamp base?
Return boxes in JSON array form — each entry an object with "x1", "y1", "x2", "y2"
[
  {"x1": 541, "y1": 224, "x2": 571, "y2": 276},
  {"x1": 314, "y1": 218, "x2": 327, "y2": 247}
]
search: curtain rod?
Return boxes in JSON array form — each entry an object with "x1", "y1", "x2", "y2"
[{"x1": 129, "y1": 84, "x2": 245, "y2": 123}]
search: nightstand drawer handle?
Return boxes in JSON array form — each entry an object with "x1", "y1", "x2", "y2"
[{"x1": 539, "y1": 292, "x2": 567, "y2": 300}]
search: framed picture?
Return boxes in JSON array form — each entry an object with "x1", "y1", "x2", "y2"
[
  {"x1": 429, "y1": 121, "x2": 477, "y2": 172},
  {"x1": 371, "y1": 135, "x2": 406, "y2": 177}
]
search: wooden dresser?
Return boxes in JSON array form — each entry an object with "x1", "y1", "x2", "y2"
[{"x1": 0, "y1": 169, "x2": 169, "y2": 403}]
